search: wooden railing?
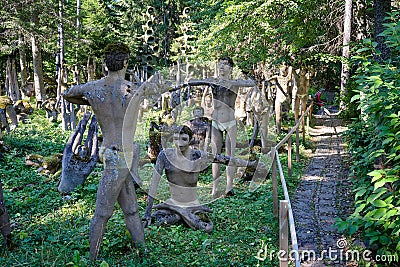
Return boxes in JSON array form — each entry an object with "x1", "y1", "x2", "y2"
[{"x1": 268, "y1": 103, "x2": 313, "y2": 267}]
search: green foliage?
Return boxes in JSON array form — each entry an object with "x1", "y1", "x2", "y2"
[{"x1": 340, "y1": 11, "x2": 400, "y2": 260}]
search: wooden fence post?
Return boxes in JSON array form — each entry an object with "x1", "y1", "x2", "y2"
[
  {"x1": 271, "y1": 146, "x2": 278, "y2": 217},
  {"x1": 295, "y1": 125, "x2": 300, "y2": 162},
  {"x1": 280, "y1": 200, "x2": 289, "y2": 267},
  {"x1": 288, "y1": 129, "x2": 292, "y2": 178},
  {"x1": 301, "y1": 111, "x2": 305, "y2": 143},
  {"x1": 308, "y1": 102, "x2": 313, "y2": 135}
]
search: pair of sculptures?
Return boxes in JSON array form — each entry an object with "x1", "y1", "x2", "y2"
[
  {"x1": 60, "y1": 43, "x2": 266, "y2": 260},
  {"x1": 268, "y1": 63, "x2": 315, "y2": 133}
]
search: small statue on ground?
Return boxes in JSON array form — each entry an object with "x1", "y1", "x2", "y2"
[
  {"x1": 147, "y1": 121, "x2": 162, "y2": 164},
  {"x1": 41, "y1": 98, "x2": 59, "y2": 122},
  {"x1": 13, "y1": 100, "x2": 34, "y2": 123},
  {"x1": 268, "y1": 63, "x2": 292, "y2": 134},
  {"x1": 26, "y1": 153, "x2": 63, "y2": 175},
  {"x1": 0, "y1": 96, "x2": 18, "y2": 131},
  {"x1": 143, "y1": 126, "x2": 263, "y2": 233}
]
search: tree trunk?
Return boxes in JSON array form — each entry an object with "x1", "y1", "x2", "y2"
[
  {"x1": 57, "y1": 0, "x2": 65, "y2": 102},
  {"x1": 6, "y1": 56, "x2": 21, "y2": 102},
  {"x1": 374, "y1": 0, "x2": 391, "y2": 61},
  {"x1": 31, "y1": 35, "x2": 45, "y2": 106},
  {"x1": 340, "y1": 0, "x2": 352, "y2": 109},
  {"x1": 354, "y1": 0, "x2": 370, "y2": 40},
  {"x1": 58, "y1": 0, "x2": 75, "y2": 131},
  {"x1": 19, "y1": 35, "x2": 29, "y2": 99},
  {"x1": 76, "y1": 0, "x2": 81, "y2": 62}
]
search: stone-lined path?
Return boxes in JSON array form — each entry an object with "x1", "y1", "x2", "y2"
[{"x1": 292, "y1": 115, "x2": 353, "y2": 267}]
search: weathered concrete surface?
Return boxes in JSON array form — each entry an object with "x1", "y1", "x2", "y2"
[{"x1": 292, "y1": 115, "x2": 354, "y2": 267}]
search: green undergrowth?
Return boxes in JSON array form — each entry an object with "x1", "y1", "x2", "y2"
[{"x1": 0, "y1": 108, "x2": 311, "y2": 266}]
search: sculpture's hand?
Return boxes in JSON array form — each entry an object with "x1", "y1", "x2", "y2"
[
  {"x1": 249, "y1": 160, "x2": 258, "y2": 169},
  {"x1": 144, "y1": 72, "x2": 173, "y2": 96},
  {"x1": 58, "y1": 112, "x2": 99, "y2": 193},
  {"x1": 256, "y1": 161, "x2": 267, "y2": 172},
  {"x1": 143, "y1": 214, "x2": 152, "y2": 228}
]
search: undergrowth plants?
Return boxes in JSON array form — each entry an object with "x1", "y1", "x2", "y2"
[{"x1": 338, "y1": 11, "x2": 400, "y2": 265}]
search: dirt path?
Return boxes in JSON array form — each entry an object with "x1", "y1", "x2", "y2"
[{"x1": 292, "y1": 115, "x2": 353, "y2": 267}]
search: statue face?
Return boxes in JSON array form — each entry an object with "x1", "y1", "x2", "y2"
[
  {"x1": 193, "y1": 108, "x2": 204, "y2": 118},
  {"x1": 217, "y1": 60, "x2": 232, "y2": 77},
  {"x1": 204, "y1": 95, "x2": 212, "y2": 106},
  {"x1": 173, "y1": 133, "x2": 190, "y2": 150}
]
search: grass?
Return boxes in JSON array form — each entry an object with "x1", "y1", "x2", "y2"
[{"x1": 0, "y1": 107, "x2": 312, "y2": 266}]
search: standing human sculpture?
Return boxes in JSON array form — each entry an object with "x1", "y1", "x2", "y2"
[
  {"x1": 268, "y1": 63, "x2": 292, "y2": 134},
  {"x1": 63, "y1": 42, "x2": 170, "y2": 260},
  {"x1": 187, "y1": 57, "x2": 257, "y2": 198},
  {"x1": 293, "y1": 65, "x2": 315, "y2": 122}
]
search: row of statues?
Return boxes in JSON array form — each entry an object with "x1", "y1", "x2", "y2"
[
  {"x1": 0, "y1": 41, "x2": 314, "y2": 261},
  {"x1": 61, "y1": 42, "x2": 271, "y2": 260}
]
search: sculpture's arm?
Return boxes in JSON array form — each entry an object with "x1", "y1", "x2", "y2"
[
  {"x1": 287, "y1": 66, "x2": 293, "y2": 78},
  {"x1": 206, "y1": 153, "x2": 258, "y2": 168},
  {"x1": 141, "y1": 72, "x2": 173, "y2": 97},
  {"x1": 63, "y1": 84, "x2": 90, "y2": 105},
  {"x1": 267, "y1": 74, "x2": 278, "y2": 82},
  {"x1": 143, "y1": 153, "x2": 165, "y2": 227},
  {"x1": 203, "y1": 121, "x2": 211, "y2": 152},
  {"x1": 292, "y1": 69, "x2": 300, "y2": 79},
  {"x1": 230, "y1": 78, "x2": 256, "y2": 88}
]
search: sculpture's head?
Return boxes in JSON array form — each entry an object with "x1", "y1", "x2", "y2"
[
  {"x1": 104, "y1": 42, "x2": 130, "y2": 71},
  {"x1": 217, "y1": 56, "x2": 234, "y2": 77},
  {"x1": 193, "y1": 106, "x2": 204, "y2": 118},
  {"x1": 173, "y1": 125, "x2": 193, "y2": 152}
]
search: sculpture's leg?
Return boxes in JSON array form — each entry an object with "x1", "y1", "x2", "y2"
[
  {"x1": 5, "y1": 105, "x2": 18, "y2": 130},
  {"x1": 0, "y1": 109, "x2": 9, "y2": 133},
  {"x1": 154, "y1": 203, "x2": 213, "y2": 233},
  {"x1": 117, "y1": 169, "x2": 145, "y2": 250},
  {"x1": 260, "y1": 109, "x2": 270, "y2": 152},
  {"x1": 225, "y1": 124, "x2": 237, "y2": 195},
  {"x1": 89, "y1": 149, "x2": 123, "y2": 260},
  {"x1": 275, "y1": 99, "x2": 282, "y2": 134},
  {"x1": 294, "y1": 96, "x2": 300, "y2": 123},
  {"x1": 211, "y1": 126, "x2": 223, "y2": 198}
]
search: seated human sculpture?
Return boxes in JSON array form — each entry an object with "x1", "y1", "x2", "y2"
[{"x1": 144, "y1": 125, "x2": 264, "y2": 233}]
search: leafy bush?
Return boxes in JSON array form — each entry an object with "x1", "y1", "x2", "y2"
[{"x1": 339, "y1": 11, "x2": 400, "y2": 261}]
